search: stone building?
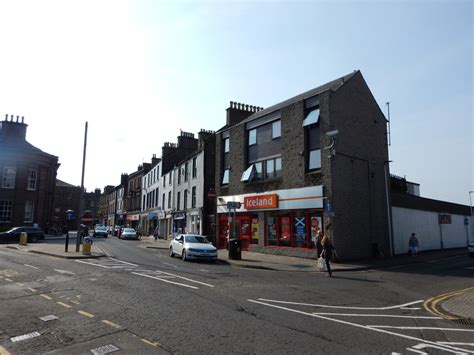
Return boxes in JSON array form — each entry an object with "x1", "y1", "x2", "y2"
[
  {"x1": 0, "y1": 115, "x2": 59, "y2": 231},
  {"x1": 52, "y1": 179, "x2": 80, "y2": 228},
  {"x1": 214, "y1": 71, "x2": 391, "y2": 261}
]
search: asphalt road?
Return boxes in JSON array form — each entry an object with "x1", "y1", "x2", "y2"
[{"x1": 0, "y1": 236, "x2": 473, "y2": 354}]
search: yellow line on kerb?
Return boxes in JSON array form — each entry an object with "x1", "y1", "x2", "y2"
[
  {"x1": 142, "y1": 339, "x2": 161, "y2": 347},
  {"x1": 101, "y1": 320, "x2": 121, "y2": 329},
  {"x1": 77, "y1": 310, "x2": 95, "y2": 318},
  {"x1": 0, "y1": 345, "x2": 12, "y2": 355},
  {"x1": 57, "y1": 301, "x2": 71, "y2": 308},
  {"x1": 423, "y1": 286, "x2": 474, "y2": 320}
]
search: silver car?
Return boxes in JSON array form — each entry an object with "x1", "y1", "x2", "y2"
[
  {"x1": 120, "y1": 228, "x2": 139, "y2": 240},
  {"x1": 169, "y1": 234, "x2": 217, "y2": 261}
]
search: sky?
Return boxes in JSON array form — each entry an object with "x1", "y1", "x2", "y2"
[{"x1": 0, "y1": 0, "x2": 472, "y2": 205}]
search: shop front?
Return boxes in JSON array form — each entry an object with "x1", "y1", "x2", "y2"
[
  {"x1": 217, "y1": 186, "x2": 324, "y2": 253},
  {"x1": 126, "y1": 213, "x2": 140, "y2": 229}
]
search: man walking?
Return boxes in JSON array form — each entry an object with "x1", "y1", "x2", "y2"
[{"x1": 408, "y1": 233, "x2": 419, "y2": 256}]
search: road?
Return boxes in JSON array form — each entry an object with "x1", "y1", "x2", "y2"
[{"x1": 0, "y1": 236, "x2": 473, "y2": 354}]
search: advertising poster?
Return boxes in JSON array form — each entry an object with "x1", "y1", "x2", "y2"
[
  {"x1": 251, "y1": 218, "x2": 259, "y2": 241},
  {"x1": 268, "y1": 217, "x2": 276, "y2": 240},
  {"x1": 281, "y1": 217, "x2": 291, "y2": 240},
  {"x1": 294, "y1": 217, "x2": 306, "y2": 242},
  {"x1": 311, "y1": 217, "x2": 321, "y2": 242}
]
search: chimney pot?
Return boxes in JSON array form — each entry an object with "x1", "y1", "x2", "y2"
[
  {"x1": 4, "y1": 114, "x2": 7, "y2": 121},
  {"x1": 16, "y1": 115, "x2": 19, "y2": 123},
  {"x1": 21, "y1": 116, "x2": 24, "y2": 123},
  {"x1": 10, "y1": 115, "x2": 13, "y2": 121}
]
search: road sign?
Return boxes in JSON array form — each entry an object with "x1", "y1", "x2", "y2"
[
  {"x1": 81, "y1": 212, "x2": 94, "y2": 225},
  {"x1": 208, "y1": 189, "x2": 217, "y2": 198},
  {"x1": 227, "y1": 201, "x2": 241, "y2": 210},
  {"x1": 465, "y1": 217, "x2": 470, "y2": 226},
  {"x1": 66, "y1": 211, "x2": 73, "y2": 221}
]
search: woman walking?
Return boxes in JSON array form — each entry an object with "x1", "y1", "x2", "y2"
[{"x1": 321, "y1": 234, "x2": 335, "y2": 277}]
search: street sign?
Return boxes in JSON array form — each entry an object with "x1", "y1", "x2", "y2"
[
  {"x1": 81, "y1": 212, "x2": 94, "y2": 226},
  {"x1": 227, "y1": 201, "x2": 241, "y2": 210},
  {"x1": 465, "y1": 217, "x2": 470, "y2": 226},
  {"x1": 66, "y1": 211, "x2": 73, "y2": 221},
  {"x1": 208, "y1": 189, "x2": 217, "y2": 199}
]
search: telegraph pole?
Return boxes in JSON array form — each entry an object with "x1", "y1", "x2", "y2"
[{"x1": 76, "y1": 122, "x2": 88, "y2": 252}]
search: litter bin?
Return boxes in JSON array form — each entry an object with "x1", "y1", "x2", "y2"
[
  {"x1": 19, "y1": 232, "x2": 28, "y2": 246},
  {"x1": 228, "y1": 238, "x2": 241, "y2": 260},
  {"x1": 82, "y1": 237, "x2": 93, "y2": 255}
]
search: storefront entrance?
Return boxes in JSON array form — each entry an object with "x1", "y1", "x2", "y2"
[{"x1": 218, "y1": 215, "x2": 258, "y2": 250}]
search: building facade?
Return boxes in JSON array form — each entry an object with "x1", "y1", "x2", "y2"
[
  {"x1": 214, "y1": 71, "x2": 391, "y2": 261},
  {"x1": 124, "y1": 164, "x2": 150, "y2": 229},
  {"x1": 141, "y1": 156, "x2": 162, "y2": 235},
  {"x1": 0, "y1": 115, "x2": 59, "y2": 231}
]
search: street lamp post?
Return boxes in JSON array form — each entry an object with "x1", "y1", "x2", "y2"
[{"x1": 469, "y1": 191, "x2": 474, "y2": 242}]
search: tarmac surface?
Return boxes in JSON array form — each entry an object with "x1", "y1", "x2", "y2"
[{"x1": 2, "y1": 233, "x2": 472, "y2": 324}]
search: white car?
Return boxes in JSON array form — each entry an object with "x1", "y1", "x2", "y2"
[
  {"x1": 169, "y1": 234, "x2": 217, "y2": 262},
  {"x1": 120, "y1": 228, "x2": 139, "y2": 240}
]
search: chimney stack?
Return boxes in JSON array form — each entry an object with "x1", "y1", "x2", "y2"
[{"x1": 226, "y1": 101, "x2": 262, "y2": 127}]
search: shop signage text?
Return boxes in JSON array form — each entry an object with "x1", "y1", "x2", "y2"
[{"x1": 244, "y1": 194, "x2": 278, "y2": 210}]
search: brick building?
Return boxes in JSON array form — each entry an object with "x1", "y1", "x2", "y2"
[
  {"x1": 52, "y1": 179, "x2": 80, "y2": 228},
  {"x1": 215, "y1": 71, "x2": 391, "y2": 261},
  {"x1": 0, "y1": 115, "x2": 59, "y2": 231}
]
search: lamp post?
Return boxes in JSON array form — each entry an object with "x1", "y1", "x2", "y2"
[{"x1": 469, "y1": 191, "x2": 474, "y2": 242}]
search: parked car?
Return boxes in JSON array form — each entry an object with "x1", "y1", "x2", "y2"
[
  {"x1": 468, "y1": 238, "x2": 474, "y2": 257},
  {"x1": 0, "y1": 227, "x2": 45, "y2": 244},
  {"x1": 120, "y1": 228, "x2": 139, "y2": 240},
  {"x1": 169, "y1": 234, "x2": 217, "y2": 261},
  {"x1": 93, "y1": 226, "x2": 108, "y2": 238}
]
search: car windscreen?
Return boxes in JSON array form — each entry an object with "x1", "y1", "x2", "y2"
[
  {"x1": 123, "y1": 228, "x2": 135, "y2": 233},
  {"x1": 185, "y1": 235, "x2": 208, "y2": 244},
  {"x1": 96, "y1": 227, "x2": 107, "y2": 231}
]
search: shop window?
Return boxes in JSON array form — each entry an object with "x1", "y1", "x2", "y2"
[
  {"x1": 251, "y1": 218, "x2": 259, "y2": 245},
  {"x1": 279, "y1": 213, "x2": 292, "y2": 247},
  {"x1": 293, "y1": 211, "x2": 307, "y2": 248},
  {"x1": 272, "y1": 120, "x2": 281, "y2": 139},
  {"x1": 267, "y1": 213, "x2": 278, "y2": 246},
  {"x1": 309, "y1": 215, "x2": 322, "y2": 249}
]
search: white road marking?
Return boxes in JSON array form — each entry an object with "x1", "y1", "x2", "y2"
[
  {"x1": 400, "y1": 307, "x2": 421, "y2": 310},
  {"x1": 406, "y1": 347, "x2": 428, "y2": 354},
  {"x1": 411, "y1": 343, "x2": 461, "y2": 354},
  {"x1": 10, "y1": 332, "x2": 40, "y2": 342},
  {"x1": 90, "y1": 344, "x2": 119, "y2": 355},
  {"x1": 54, "y1": 269, "x2": 75, "y2": 275},
  {"x1": 24, "y1": 264, "x2": 39, "y2": 269},
  {"x1": 311, "y1": 312, "x2": 441, "y2": 319},
  {"x1": 438, "y1": 342, "x2": 474, "y2": 346},
  {"x1": 75, "y1": 260, "x2": 110, "y2": 268},
  {"x1": 109, "y1": 258, "x2": 138, "y2": 266},
  {"x1": 152, "y1": 270, "x2": 215, "y2": 288},
  {"x1": 39, "y1": 315, "x2": 58, "y2": 322},
  {"x1": 247, "y1": 299, "x2": 474, "y2": 354},
  {"x1": 132, "y1": 272, "x2": 199, "y2": 289},
  {"x1": 161, "y1": 262, "x2": 178, "y2": 268},
  {"x1": 101, "y1": 320, "x2": 121, "y2": 329},
  {"x1": 368, "y1": 326, "x2": 474, "y2": 332},
  {"x1": 257, "y1": 298, "x2": 424, "y2": 310}
]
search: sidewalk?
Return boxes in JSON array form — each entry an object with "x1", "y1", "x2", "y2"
[
  {"x1": 439, "y1": 287, "x2": 474, "y2": 323},
  {"x1": 2, "y1": 238, "x2": 106, "y2": 259}
]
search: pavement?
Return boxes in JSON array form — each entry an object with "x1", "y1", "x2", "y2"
[{"x1": 2, "y1": 233, "x2": 472, "y2": 323}]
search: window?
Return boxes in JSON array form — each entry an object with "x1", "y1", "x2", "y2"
[
  {"x1": 184, "y1": 162, "x2": 189, "y2": 182},
  {"x1": 248, "y1": 129, "x2": 257, "y2": 145},
  {"x1": 224, "y1": 138, "x2": 229, "y2": 153},
  {"x1": 2, "y1": 167, "x2": 16, "y2": 188},
  {"x1": 184, "y1": 189, "x2": 188, "y2": 209},
  {"x1": 27, "y1": 169, "x2": 37, "y2": 190},
  {"x1": 222, "y1": 169, "x2": 229, "y2": 185},
  {"x1": 0, "y1": 200, "x2": 13, "y2": 222},
  {"x1": 177, "y1": 191, "x2": 181, "y2": 210},
  {"x1": 272, "y1": 120, "x2": 281, "y2": 139},
  {"x1": 275, "y1": 157, "x2": 282, "y2": 176},
  {"x1": 266, "y1": 159, "x2": 274, "y2": 179},
  {"x1": 168, "y1": 191, "x2": 172, "y2": 208},
  {"x1": 254, "y1": 162, "x2": 263, "y2": 179},
  {"x1": 178, "y1": 166, "x2": 181, "y2": 185},
  {"x1": 24, "y1": 201, "x2": 34, "y2": 223},
  {"x1": 169, "y1": 172, "x2": 172, "y2": 185},
  {"x1": 142, "y1": 195, "x2": 146, "y2": 210},
  {"x1": 303, "y1": 108, "x2": 320, "y2": 126},
  {"x1": 192, "y1": 157, "x2": 197, "y2": 178},
  {"x1": 163, "y1": 176, "x2": 165, "y2": 187},
  {"x1": 191, "y1": 186, "x2": 196, "y2": 208},
  {"x1": 152, "y1": 190, "x2": 155, "y2": 208},
  {"x1": 155, "y1": 188, "x2": 159, "y2": 207},
  {"x1": 162, "y1": 193, "x2": 165, "y2": 209},
  {"x1": 309, "y1": 150, "x2": 321, "y2": 170}
]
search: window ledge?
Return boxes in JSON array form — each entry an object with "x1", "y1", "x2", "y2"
[
  {"x1": 245, "y1": 177, "x2": 282, "y2": 185},
  {"x1": 306, "y1": 169, "x2": 322, "y2": 176}
]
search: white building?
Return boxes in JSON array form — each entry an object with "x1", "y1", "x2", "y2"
[{"x1": 141, "y1": 156, "x2": 162, "y2": 235}]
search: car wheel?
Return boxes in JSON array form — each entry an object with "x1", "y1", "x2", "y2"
[
  {"x1": 105, "y1": 235, "x2": 108, "y2": 238},
  {"x1": 469, "y1": 252, "x2": 474, "y2": 258},
  {"x1": 182, "y1": 249, "x2": 187, "y2": 261},
  {"x1": 169, "y1": 247, "x2": 174, "y2": 258}
]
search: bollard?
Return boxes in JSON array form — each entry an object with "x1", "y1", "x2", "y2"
[
  {"x1": 82, "y1": 237, "x2": 93, "y2": 255},
  {"x1": 19, "y1": 232, "x2": 28, "y2": 246}
]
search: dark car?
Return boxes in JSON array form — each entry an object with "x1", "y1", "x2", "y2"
[
  {"x1": 93, "y1": 226, "x2": 108, "y2": 238},
  {"x1": 0, "y1": 227, "x2": 45, "y2": 244}
]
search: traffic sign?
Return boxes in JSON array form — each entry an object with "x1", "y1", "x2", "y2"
[
  {"x1": 208, "y1": 189, "x2": 217, "y2": 199},
  {"x1": 227, "y1": 201, "x2": 242, "y2": 210},
  {"x1": 81, "y1": 212, "x2": 94, "y2": 225}
]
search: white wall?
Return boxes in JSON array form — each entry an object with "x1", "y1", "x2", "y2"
[{"x1": 392, "y1": 207, "x2": 470, "y2": 254}]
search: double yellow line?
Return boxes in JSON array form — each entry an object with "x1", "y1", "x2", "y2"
[{"x1": 423, "y1": 286, "x2": 474, "y2": 320}]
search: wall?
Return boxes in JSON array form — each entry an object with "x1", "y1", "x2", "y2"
[{"x1": 392, "y1": 207, "x2": 469, "y2": 254}]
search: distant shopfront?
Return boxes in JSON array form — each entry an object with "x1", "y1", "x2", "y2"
[{"x1": 217, "y1": 186, "x2": 324, "y2": 251}]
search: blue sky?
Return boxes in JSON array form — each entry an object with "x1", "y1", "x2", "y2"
[{"x1": 0, "y1": 0, "x2": 472, "y2": 205}]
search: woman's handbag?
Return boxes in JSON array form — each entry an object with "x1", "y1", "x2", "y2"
[{"x1": 317, "y1": 257, "x2": 327, "y2": 271}]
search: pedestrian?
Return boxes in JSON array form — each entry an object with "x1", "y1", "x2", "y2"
[
  {"x1": 408, "y1": 233, "x2": 419, "y2": 256},
  {"x1": 321, "y1": 233, "x2": 335, "y2": 277},
  {"x1": 316, "y1": 230, "x2": 323, "y2": 258},
  {"x1": 153, "y1": 226, "x2": 160, "y2": 241}
]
